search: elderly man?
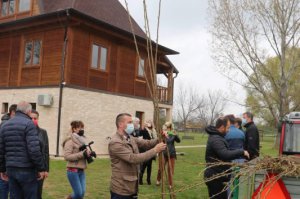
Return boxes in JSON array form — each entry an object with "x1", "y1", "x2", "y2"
[
  {"x1": 109, "y1": 113, "x2": 166, "y2": 199},
  {"x1": 132, "y1": 117, "x2": 141, "y2": 137},
  {"x1": 0, "y1": 101, "x2": 46, "y2": 199}
]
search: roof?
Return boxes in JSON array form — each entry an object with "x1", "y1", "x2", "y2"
[{"x1": 40, "y1": 0, "x2": 146, "y2": 38}]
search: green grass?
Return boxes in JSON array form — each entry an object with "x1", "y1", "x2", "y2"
[{"x1": 42, "y1": 133, "x2": 277, "y2": 199}]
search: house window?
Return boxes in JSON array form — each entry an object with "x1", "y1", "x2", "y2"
[
  {"x1": 138, "y1": 58, "x2": 145, "y2": 77},
  {"x1": 91, "y1": 44, "x2": 108, "y2": 71},
  {"x1": 1, "y1": 103, "x2": 8, "y2": 114},
  {"x1": 24, "y1": 40, "x2": 42, "y2": 66},
  {"x1": 30, "y1": 103, "x2": 36, "y2": 110},
  {"x1": 1, "y1": 0, "x2": 9, "y2": 16},
  {"x1": 18, "y1": 0, "x2": 30, "y2": 12},
  {"x1": 135, "y1": 111, "x2": 144, "y2": 127},
  {"x1": 0, "y1": 0, "x2": 30, "y2": 17}
]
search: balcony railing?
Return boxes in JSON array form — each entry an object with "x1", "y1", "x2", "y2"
[{"x1": 157, "y1": 85, "x2": 172, "y2": 104}]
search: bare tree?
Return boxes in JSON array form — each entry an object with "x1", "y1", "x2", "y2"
[
  {"x1": 197, "y1": 90, "x2": 227, "y2": 125},
  {"x1": 210, "y1": 0, "x2": 300, "y2": 125},
  {"x1": 174, "y1": 84, "x2": 205, "y2": 130}
]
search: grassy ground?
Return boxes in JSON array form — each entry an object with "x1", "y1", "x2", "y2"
[{"x1": 42, "y1": 133, "x2": 277, "y2": 199}]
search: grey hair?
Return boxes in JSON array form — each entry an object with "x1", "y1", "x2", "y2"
[
  {"x1": 132, "y1": 117, "x2": 140, "y2": 123},
  {"x1": 16, "y1": 101, "x2": 32, "y2": 114}
]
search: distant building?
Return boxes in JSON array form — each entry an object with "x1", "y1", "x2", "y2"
[{"x1": 0, "y1": 0, "x2": 178, "y2": 155}]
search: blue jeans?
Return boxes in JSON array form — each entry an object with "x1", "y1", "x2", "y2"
[
  {"x1": 6, "y1": 168, "x2": 38, "y2": 199},
  {"x1": 111, "y1": 192, "x2": 138, "y2": 199},
  {"x1": 67, "y1": 170, "x2": 86, "y2": 199},
  {"x1": 0, "y1": 178, "x2": 9, "y2": 199}
]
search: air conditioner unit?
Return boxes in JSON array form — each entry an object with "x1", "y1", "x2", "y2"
[{"x1": 37, "y1": 94, "x2": 53, "y2": 106}]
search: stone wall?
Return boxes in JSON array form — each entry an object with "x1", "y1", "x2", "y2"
[{"x1": 0, "y1": 87, "x2": 155, "y2": 156}]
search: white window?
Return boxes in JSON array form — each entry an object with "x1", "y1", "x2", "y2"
[
  {"x1": 91, "y1": 44, "x2": 108, "y2": 71},
  {"x1": 19, "y1": 0, "x2": 30, "y2": 12},
  {"x1": 138, "y1": 58, "x2": 145, "y2": 77}
]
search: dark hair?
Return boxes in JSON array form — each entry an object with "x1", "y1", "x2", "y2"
[
  {"x1": 225, "y1": 114, "x2": 235, "y2": 125},
  {"x1": 235, "y1": 118, "x2": 242, "y2": 127},
  {"x1": 9, "y1": 104, "x2": 17, "y2": 115},
  {"x1": 116, "y1": 113, "x2": 131, "y2": 128},
  {"x1": 31, "y1": 109, "x2": 39, "y2": 117},
  {"x1": 243, "y1": 112, "x2": 254, "y2": 120},
  {"x1": 216, "y1": 117, "x2": 229, "y2": 129},
  {"x1": 70, "y1": 120, "x2": 84, "y2": 130}
]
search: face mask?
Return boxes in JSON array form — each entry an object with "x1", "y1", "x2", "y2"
[
  {"x1": 125, "y1": 123, "x2": 135, "y2": 135},
  {"x1": 242, "y1": 118, "x2": 247, "y2": 126},
  {"x1": 33, "y1": 119, "x2": 38, "y2": 127},
  {"x1": 167, "y1": 131, "x2": 174, "y2": 136},
  {"x1": 78, "y1": 130, "x2": 84, "y2": 136}
]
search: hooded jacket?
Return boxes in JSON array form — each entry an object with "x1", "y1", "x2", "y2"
[{"x1": 204, "y1": 126, "x2": 244, "y2": 181}]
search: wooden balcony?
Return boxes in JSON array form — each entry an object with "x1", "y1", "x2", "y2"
[{"x1": 157, "y1": 85, "x2": 173, "y2": 104}]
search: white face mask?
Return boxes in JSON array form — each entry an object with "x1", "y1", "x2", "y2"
[
  {"x1": 125, "y1": 123, "x2": 135, "y2": 135},
  {"x1": 242, "y1": 118, "x2": 247, "y2": 126}
]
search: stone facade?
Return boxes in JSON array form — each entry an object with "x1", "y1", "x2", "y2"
[{"x1": 0, "y1": 87, "x2": 155, "y2": 156}]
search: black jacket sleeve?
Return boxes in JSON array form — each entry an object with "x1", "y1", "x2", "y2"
[
  {"x1": 245, "y1": 125, "x2": 260, "y2": 159},
  {"x1": 41, "y1": 129, "x2": 50, "y2": 172},
  {"x1": 26, "y1": 122, "x2": 45, "y2": 172},
  {"x1": 211, "y1": 138, "x2": 244, "y2": 161}
]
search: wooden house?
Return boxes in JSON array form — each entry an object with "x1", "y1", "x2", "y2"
[{"x1": 0, "y1": 0, "x2": 178, "y2": 155}]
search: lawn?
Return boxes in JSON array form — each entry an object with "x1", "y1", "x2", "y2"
[{"x1": 42, "y1": 133, "x2": 277, "y2": 199}]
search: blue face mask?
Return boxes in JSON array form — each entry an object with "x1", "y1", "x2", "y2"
[
  {"x1": 125, "y1": 123, "x2": 135, "y2": 135},
  {"x1": 242, "y1": 118, "x2": 247, "y2": 126}
]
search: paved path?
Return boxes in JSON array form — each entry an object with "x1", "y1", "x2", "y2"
[{"x1": 176, "y1": 145, "x2": 206, "y2": 149}]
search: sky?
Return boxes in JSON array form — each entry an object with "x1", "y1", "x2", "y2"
[{"x1": 120, "y1": 0, "x2": 246, "y2": 115}]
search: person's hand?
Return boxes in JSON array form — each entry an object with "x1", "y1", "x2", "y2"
[
  {"x1": 244, "y1": 151, "x2": 250, "y2": 159},
  {"x1": 44, "y1": 172, "x2": 49, "y2": 178},
  {"x1": 0, "y1": 173, "x2": 8, "y2": 181},
  {"x1": 37, "y1": 172, "x2": 46, "y2": 181},
  {"x1": 161, "y1": 130, "x2": 168, "y2": 138},
  {"x1": 154, "y1": 142, "x2": 166, "y2": 153}
]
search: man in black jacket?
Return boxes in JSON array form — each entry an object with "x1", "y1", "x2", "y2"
[
  {"x1": 205, "y1": 117, "x2": 249, "y2": 199},
  {"x1": 0, "y1": 101, "x2": 47, "y2": 199},
  {"x1": 30, "y1": 109, "x2": 49, "y2": 199},
  {"x1": 242, "y1": 112, "x2": 260, "y2": 160}
]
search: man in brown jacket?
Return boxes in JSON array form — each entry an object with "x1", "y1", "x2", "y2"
[{"x1": 109, "y1": 113, "x2": 166, "y2": 199}]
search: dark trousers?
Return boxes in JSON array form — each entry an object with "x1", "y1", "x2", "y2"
[
  {"x1": 140, "y1": 159, "x2": 153, "y2": 183},
  {"x1": 0, "y1": 179, "x2": 9, "y2": 199},
  {"x1": 110, "y1": 191, "x2": 137, "y2": 199},
  {"x1": 37, "y1": 179, "x2": 44, "y2": 199},
  {"x1": 7, "y1": 168, "x2": 38, "y2": 199},
  {"x1": 206, "y1": 179, "x2": 228, "y2": 199}
]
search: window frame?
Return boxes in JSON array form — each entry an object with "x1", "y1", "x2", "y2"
[
  {"x1": 23, "y1": 38, "x2": 43, "y2": 68},
  {"x1": 137, "y1": 57, "x2": 146, "y2": 78},
  {"x1": 0, "y1": 0, "x2": 31, "y2": 18},
  {"x1": 90, "y1": 43, "x2": 109, "y2": 72}
]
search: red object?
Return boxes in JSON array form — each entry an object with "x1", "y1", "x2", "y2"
[{"x1": 252, "y1": 173, "x2": 291, "y2": 199}]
